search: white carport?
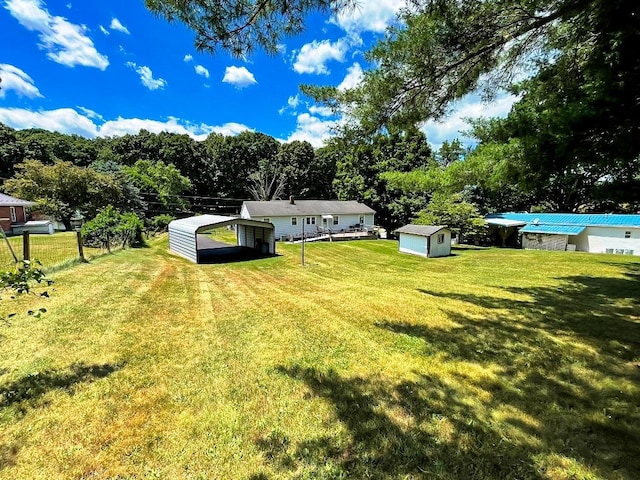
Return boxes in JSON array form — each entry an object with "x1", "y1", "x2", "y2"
[{"x1": 168, "y1": 215, "x2": 276, "y2": 263}]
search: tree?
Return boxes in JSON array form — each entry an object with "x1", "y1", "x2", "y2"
[
  {"x1": 247, "y1": 159, "x2": 287, "y2": 201},
  {"x1": 124, "y1": 160, "x2": 192, "y2": 214},
  {"x1": 3, "y1": 160, "x2": 125, "y2": 230},
  {"x1": 144, "y1": 0, "x2": 355, "y2": 56},
  {"x1": 203, "y1": 131, "x2": 279, "y2": 198},
  {"x1": 331, "y1": 127, "x2": 434, "y2": 231},
  {"x1": 414, "y1": 192, "x2": 486, "y2": 242}
]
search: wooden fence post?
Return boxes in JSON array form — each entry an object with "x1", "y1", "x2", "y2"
[
  {"x1": 23, "y1": 231, "x2": 30, "y2": 261},
  {"x1": 76, "y1": 231, "x2": 87, "y2": 262}
]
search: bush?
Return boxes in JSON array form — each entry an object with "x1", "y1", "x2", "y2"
[
  {"x1": 82, "y1": 206, "x2": 145, "y2": 250},
  {"x1": 150, "y1": 214, "x2": 176, "y2": 233}
]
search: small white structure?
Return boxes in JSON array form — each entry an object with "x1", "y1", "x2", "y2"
[
  {"x1": 11, "y1": 220, "x2": 55, "y2": 235},
  {"x1": 395, "y1": 225, "x2": 451, "y2": 258},
  {"x1": 168, "y1": 215, "x2": 275, "y2": 263},
  {"x1": 241, "y1": 198, "x2": 376, "y2": 240}
]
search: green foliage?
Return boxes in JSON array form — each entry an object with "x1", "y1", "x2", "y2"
[
  {"x1": 331, "y1": 128, "x2": 434, "y2": 230},
  {"x1": 149, "y1": 214, "x2": 176, "y2": 233},
  {"x1": 414, "y1": 192, "x2": 486, "y2": 241},
  {"x1": 81, "y1": 206, "x2": 145, "y2": 250},
  {"x1": 124, "y1": 160, "x2": 192, "y2": 214},
  {"x1": 3, "y1": 160, "x2": 126, "y2": 230},
  {"x1": 1, "y1": 259, "x2": 53, "y2": 323},
  {"x1": 144, "y1": 0, "x2": 355, "y2": 57}
]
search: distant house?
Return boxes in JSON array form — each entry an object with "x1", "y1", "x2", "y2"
[
  {"x1": 486, "y1": 213, "x2": 640, "y2": 255},
  {"x1": 240, "y1": 198, "x2": 376, "y2": 240},
  {"x1": 0, "y1": 193, "x2": 33, "y2": 234},
  {"x1": 395, "y1": 224, "x2": 451, "y2": 258}
]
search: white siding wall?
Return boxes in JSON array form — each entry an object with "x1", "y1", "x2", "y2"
[
  {"x1": 244, "y1": 213, "x2": 374, "y2": 240},
  {"x1": 399, "y1": 233, "x2": 428, "y2": 257},
  {"x1": 429, "y1": 230, "x2": 451, "y2": 258},
  {"x1": 578, "y1": 226, "x2": 640, "y2": 255}
]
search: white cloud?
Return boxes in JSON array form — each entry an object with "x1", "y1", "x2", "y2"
[
  {"x1": 330, "y1": 0, "x2": 405, "y2": 36},
  {"x1": 126, "y1": 62, "x2": 167, "y2": 90},
  {"x1": 0, "y1": 107, "x2": 253, "y2": 141},
  {"x1": 183, "y1": 54, "x2": 193, "y2": 62},
  {"x1": 0, "y1": 107, "x2": 98, "y2": 137},
  {"x1": 194, "y1": 64, "x2": 209, "y2": 78},
  {"x1": 99, "y1": 25, "x2": 109, "y2": 35},
  {"x1": 337, "y1": 62, "x2": 364, "y2": 91},
  {"x1": 4, "y1": 0, "x2": 109, "y2": 70},
  {"x1": 285, "y1": 112, "x2": 337, "y2": 148},
  {"x1": 421, "y1": 93, "x2": 517, "y2": 148},
  {"x1": 0, "y1": 63, "x2": 43, "y2": 98},
  {"x1": 109, "y1": 17, "x2": 129, "y2": 35},
  {"x1": 222, "y1": 66, "x2": 257, "y2": 88},
  {"x1": 308, "y1": 105, "x2": 333, "y2": 117},
  {"x1": 76, "y1": 106, "x2": 103, "y2": 120},
  {"x1": 292, "y1": 39, "x2": 348, "y2": 74}
]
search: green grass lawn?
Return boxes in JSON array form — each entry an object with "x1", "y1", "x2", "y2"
[
  {"x1": 1, "y1": 236, "x2": 639, "y2": 479},
  {"x1": 1, "y1": 232, "x2": 108, "y2": 270}
]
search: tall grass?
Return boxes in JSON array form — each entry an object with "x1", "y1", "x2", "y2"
[{"x1": 0, "y1": 237, "x2": 638, "y2": 479}]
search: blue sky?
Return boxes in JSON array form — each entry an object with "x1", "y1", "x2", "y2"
[{"x1": 0, "y1": 0, "x2": 514, "y2": 148}]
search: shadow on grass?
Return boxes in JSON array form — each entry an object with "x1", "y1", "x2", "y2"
[
  {"x1": 0, "y1": 362, "x2": 122, "y2": 413},
  {"x1": 261, "y1": 366, "x2": 545, "y2": 479},
  {"x1": 0, "y1": 361, "x2": 123, "y2": 470},
  {"x1": 256, "y1": 268, "x2": 640, "y2": 479}
]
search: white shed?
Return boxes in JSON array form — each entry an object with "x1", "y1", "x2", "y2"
[
  {"x1": 168, "y1": 215, "x2": 276, "y2": 263},
  {"x1": 11, "y1": 220, "x2": 55, "y2": 235},
  {"x1": 395, "y1": 225, "x2": 451, "y2": 258}
]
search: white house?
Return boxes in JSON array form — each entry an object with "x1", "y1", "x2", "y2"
[
  {"x1": 395, "y1": 225, "x2": 451, "y2": 258},
  {"x1": 486, "y1": 213, "x2": 640, "y2": 255},
  {"x1": 241, "y1": 198, "x2": 376, "y2": 240}
]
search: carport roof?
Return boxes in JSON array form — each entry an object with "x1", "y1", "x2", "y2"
[{"x1": 169, "y1": 215, "x2": 273, "y2": 234}]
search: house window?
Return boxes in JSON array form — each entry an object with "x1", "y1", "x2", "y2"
[
  {"x1": 437, "y1": 233, "x2": 445, "y2": 244},
  {"x1": 359, "y1": 215, "x2": 365, "y2": 224},
  {"x1": 333, "y1": 216, "x2": 339, "y2": 225},
  {"x1": 291, "y1": 217, "x2": 297, "y2": 226},
  {"x1": 9, "y1": 207, "x2": 17, "y2": 223},
  {"x1": 306, "y1": 217, "x2": 316, "y2": 225},
  {"x1": 625, "y1": 231, "x2": 631, "y2": 239}
]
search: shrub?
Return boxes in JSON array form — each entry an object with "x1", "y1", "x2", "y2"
[
  {"x1": 82, "y1": 206, "x2": 145, "y2": 250},
  {"x1": 150, "y1": 214, "x2": 176, "y2": 233}
]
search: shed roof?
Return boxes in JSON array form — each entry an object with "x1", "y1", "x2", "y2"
[
  {"x1": 395, "y1": 224, "x2": 448, "y2": 237},
  {"x1": 243, "y1": 200, "x2": 376, "y2": 217},
  {"x1": 486, "y1": 212, "x2": 640, "y2": 228},
  {"x1": 169, "y1": 215, "x2": 274, "y2": 235},
  {"x1": 0, "y1": 192, "x2": 34, "y2": 207},
  {"x1": 520, "y1": 224, "x2": 586, "y2": 235}
]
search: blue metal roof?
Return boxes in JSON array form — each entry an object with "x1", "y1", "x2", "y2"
[
  {"x1": 486, "y1": 213, "x2": 640, "y2": 228},
  {"x1": 520, "y1": 224, "x2": 586, "y2": 235}
]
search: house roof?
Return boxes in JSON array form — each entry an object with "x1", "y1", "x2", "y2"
[
  {"x1": 0, "y1": 192, "x2": 34, "y2": 207},
  {"x1": 395, "y1": 224, "x2": 448, "y2": 237},
  {"x1": 520, "y1": 224, "x2": 586, "y2": 235},
  {"x1": 486, "y1": 212, "x2": 640, "y2": 228},
  {"x1": 243, "y1": 200, "x2": 376, "y2": 217}
]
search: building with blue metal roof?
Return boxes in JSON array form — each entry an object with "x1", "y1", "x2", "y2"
[{"x1": 486, "y1": 213, "x2": 640, "y2": 255}]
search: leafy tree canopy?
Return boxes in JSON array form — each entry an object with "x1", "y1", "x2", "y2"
[
  {"x1": 3, "y1": 160, "x2": 126, "y2": 230},
  {"x1": 144, "y1": 0, "x2": 355, "y2": 56}
]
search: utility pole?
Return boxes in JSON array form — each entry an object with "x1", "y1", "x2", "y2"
[{"x1": 301, "y1": 217, "x2": 305, "y2": 266}]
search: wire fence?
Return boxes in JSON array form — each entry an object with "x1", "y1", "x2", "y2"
[{"x1": 0, "y1": 231, "x2": 115, "y2": 271}]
